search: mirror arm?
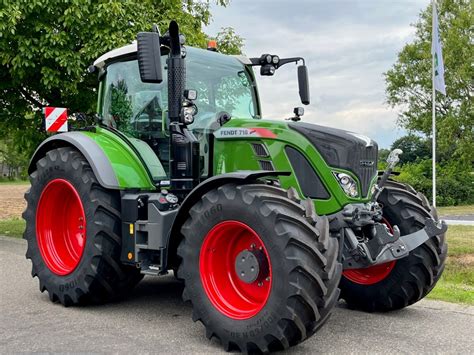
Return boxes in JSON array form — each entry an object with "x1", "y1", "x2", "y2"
[
  {"x1": 278, "y1": 57, "x2": 305, "y2": 67},
  {"x1": 248, "y1": 56, "x2": 304, "y2": 68}
]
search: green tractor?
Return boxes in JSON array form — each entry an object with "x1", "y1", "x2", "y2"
[{"x1": 23, "y1": 21, "x2": 447, "y2": 353}]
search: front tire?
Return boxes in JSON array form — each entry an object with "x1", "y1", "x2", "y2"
[
  {"x1": 177, "y1": 183, "x2": 341, "y2": 352},
  {"x1": 340, "y1": 182, "x2": 447, "y2": 312},
  {"x1": 23, "y1": 147, "x2": 142, "y2": 306}
]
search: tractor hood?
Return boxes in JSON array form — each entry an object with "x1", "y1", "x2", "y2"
[{"x1": 289, "y1": 122, "x2": 378, "y2": 197}]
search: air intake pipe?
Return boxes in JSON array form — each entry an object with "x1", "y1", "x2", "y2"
[{"x1": 167, "y1": 21, "x2": 200, "y2": 196}]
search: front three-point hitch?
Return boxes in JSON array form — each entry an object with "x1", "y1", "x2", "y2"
[{"x1": 343, "y1": 218, "x2": 447, "y2": 269}]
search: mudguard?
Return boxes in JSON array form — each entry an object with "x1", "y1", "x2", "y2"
[
  {"x1": 28, "y1": 131, "x2": 155, "y2": 190},
  {"x1": 179, "y1": 170, "x2": 291, "y2": 214},
  {"x1": 166, "y1": 170, "x2": 290, "y2": 267}
]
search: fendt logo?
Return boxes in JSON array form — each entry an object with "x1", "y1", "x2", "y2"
[
  {"x1": 360, "y1": 160, "x2": 375, "y2": 167},
  {"x1": 214, "y1": 127, "x2": 277, "y2": 139}
]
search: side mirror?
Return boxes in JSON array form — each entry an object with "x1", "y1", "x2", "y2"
[
  {"x1": 297, "y1": 65, "x2": 310, "y2": 105},
  {"x1": 137, "y1": 32, "x2": 163, "y2": 83}
]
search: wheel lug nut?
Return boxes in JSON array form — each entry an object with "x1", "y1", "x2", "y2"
[
  {"x1": 266, "y1": 277, "x2": 270, "y2": 282},
  {"x1": 258, "y1": 282, "x2": 263, "y2": 287},
  {"x1": 250, "y1": 243, "x2": 256, "y2": 249}
]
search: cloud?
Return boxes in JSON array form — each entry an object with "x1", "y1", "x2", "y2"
[{"x1": 205, "y1": 0, "x2": 429, "y2": 147}]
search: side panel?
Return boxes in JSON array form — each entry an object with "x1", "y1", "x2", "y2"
[
  {"x1": 213, "y1": 119, "x2": 370, "y2": 215},
  {"x1": 29, "y1": 129, "x2": 156, "y2": 190}
]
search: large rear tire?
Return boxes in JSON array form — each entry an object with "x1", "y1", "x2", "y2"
[
  {"x1": 340, "y1": 182, "x2": 447, "y2": 312},
  {"x1": 23, "y1": 147, "x2": 142, "y2": 306},
  {"x1": 177, "y1": 183, "x2": 341, "y2": 352}
]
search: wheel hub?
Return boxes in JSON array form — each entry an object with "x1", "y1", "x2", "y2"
[{"x1": 235, "y1": 248, "x2": 269, "y2": 284}]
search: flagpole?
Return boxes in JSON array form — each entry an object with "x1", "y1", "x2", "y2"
[{"x1": 432, "y1": 0, "x2": 437, "y2": 208}]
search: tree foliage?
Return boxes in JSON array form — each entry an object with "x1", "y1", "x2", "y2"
[
  {"x1": 213, "y1": 27, "x2": 244, "y2": 55},
  {"x1": 385, "y1": 0, "x2": 473, "y2": 166},
  {"x1": 0, "y1": 0, "x2": 243, "y2": 170},
  {"x1": 390, "y1": 134, "x2": 431, "y2": 165},
  {"x1": 0, "y1": 137, "x2": 29, "y2": 179}
]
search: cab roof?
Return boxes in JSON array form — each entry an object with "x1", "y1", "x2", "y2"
[{"x1": 93, "y1": 42, "x2": 251, "y2": 69}]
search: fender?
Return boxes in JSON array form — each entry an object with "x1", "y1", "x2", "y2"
[
  {"x1": 166, "y1": 170, "x2": 291, "y2": 268},
  {"x1": 28, "y1": 131, "x2": 155, "y2": 190}
]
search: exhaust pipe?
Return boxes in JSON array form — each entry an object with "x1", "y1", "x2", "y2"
[{"x1": 166, "y1": 21, "x2": 200, "y2": 196}]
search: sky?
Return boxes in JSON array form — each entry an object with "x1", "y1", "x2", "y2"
[{"x1": 204, "y1": 0, "x2": 430, "y2": 148}]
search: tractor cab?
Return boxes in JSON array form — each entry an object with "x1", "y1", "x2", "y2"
[{"x1": 94, "y1": 43, "x2": 261, "y2": 180}]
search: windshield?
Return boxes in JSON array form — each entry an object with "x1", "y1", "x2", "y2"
[
  {"x1": 100, "y1": 47, "x2": 259, "y2": 178},
  {"x1": 101, "y1": 47, "x2": 258, "y2": 133}
]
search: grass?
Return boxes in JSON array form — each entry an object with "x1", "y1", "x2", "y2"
[
  {"x1": 0, "y1": 218, "x2": 472, "y2": 305},
  {"x1": 0, "y1": 218, "x2": 25, "y2": 238},
  {"x1": 428, "y1": 225, "x2": 474, "y2": 305},
  {"x1": 437, "y1": 205, "x2": 474, "y2": 216}
]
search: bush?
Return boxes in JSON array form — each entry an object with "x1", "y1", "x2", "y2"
[{"x1": 394, "y1": 161, "x2": 474, "y2": 206}]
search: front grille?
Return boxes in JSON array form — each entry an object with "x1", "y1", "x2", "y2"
[{"x1": 357, "y1": 148, "x2": 377, "y2": 196}]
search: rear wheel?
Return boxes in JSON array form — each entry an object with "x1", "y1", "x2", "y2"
[
  {"x1": 23, "y1": 147, "x2": 142, "y2": 306},
  {"x1": 340, "y1": 183, "x2": 447, "y2": 312},
  {"x1": 177, "y1": 183, "x2": 341, "y2": 352}
]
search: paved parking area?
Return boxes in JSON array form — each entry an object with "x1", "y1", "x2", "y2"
[{"x1": 1, "y1": 236, "x2": 473, "y2": 353}]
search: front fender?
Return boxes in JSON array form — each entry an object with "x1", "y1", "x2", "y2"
[{"x1": 166, "y1": 170, "x2": 290, "y2": 267}]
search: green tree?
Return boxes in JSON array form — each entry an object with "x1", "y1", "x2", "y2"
[
  {"x1": 390, "y1": 134, "x2": 430, "y2": 165},
  {"x1": 385, "y1": 0, "x2": 473, "y2": 166},
  {"x1": 0, "y1": 137, "x2": 29, "y2": 179},
  {"x1": 213, "y1": 27, "x2": 245, "y2": 55},
  {"x1": 0, "y1": 0, "x2": 242, "y2": 165}
]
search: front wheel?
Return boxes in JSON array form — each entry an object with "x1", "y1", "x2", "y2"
[
  {"x1": 177, "y1": 183, "x2": 341, "y2": 353},
  {"x1": 340, "y1": 182, "x2": 447, "y2": 312}
]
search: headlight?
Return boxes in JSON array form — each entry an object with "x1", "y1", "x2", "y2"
[{"x1": 333, "y1": 172, "x2": 359, "y2": 198}]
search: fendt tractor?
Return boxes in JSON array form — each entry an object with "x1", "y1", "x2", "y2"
[{"x1": 24, "y1": 21, "x2": 447, "y2": 353}]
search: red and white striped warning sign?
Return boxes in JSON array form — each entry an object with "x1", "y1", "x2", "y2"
[{"x1": 44, "y1": 107, "x2": 68, "y2": 132}]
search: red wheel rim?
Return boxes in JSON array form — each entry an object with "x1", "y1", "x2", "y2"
[
  {"x1": 36, "y1": 179, "x2": 86, "y2": 276},
  {"x1": 343, "y1": 218, "x2": 396, "y2": 285},
  {"x1": 199, "y1": 221, "x2": 272, "y2": 320}
]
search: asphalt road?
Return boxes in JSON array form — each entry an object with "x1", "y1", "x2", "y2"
[{"x1": 1, "y1": 236, "x2": 473, "y2": 354}]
